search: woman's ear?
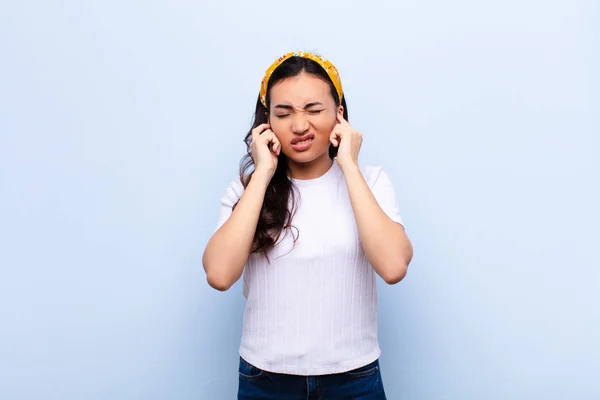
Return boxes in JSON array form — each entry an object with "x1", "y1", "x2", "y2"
[{"x1": 337, "y1": 106, "x2": 344, "y2": 117}]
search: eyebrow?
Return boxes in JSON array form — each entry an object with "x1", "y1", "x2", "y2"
[{"x1": 273, "y1": 102, "x2": 324, "y2": 110}]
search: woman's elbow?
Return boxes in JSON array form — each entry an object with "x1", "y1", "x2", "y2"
[
  {"x1": 382, "y1": 263, "x2": 408, "y2": 285},
  {"x1": 203, "y1": 253, "x2": 234, "y2": 292},
  {"x1": 206, "y1": 272, "x2": 234, "y2": 291}
]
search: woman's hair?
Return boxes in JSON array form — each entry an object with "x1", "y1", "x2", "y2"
[{"x1": 235, "y1": 56, "x2": 349, "y2": 257}]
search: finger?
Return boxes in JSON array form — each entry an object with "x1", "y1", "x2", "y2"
[
  {"x1": 331, "y1": 125, "x2": 349, "y2": 137},
  {"x1": 251, "y1": 123, "x2": 271, "y2": 142},
  {"x1": 273, "y1": 141, "x2": 281, "y2": 155},
  {"x1": 260, "y1": 130, "x2": 280, "y2": 149},
  {"x1": 336, "y1": 113, "x2": 349, "y2": 126},
  {"x1": 270, "y1": 135, "x2": 282, "y2": 155},
  {"x1": 329, "y1": 130, "x2": 340, "y2": 147},
  {"x1": 333, "y1": 124, "x2": 356, "y2": 142},
  {"x1": 260, "y1": 129, "x2": 275, "y2": 143},
  {"x1": 267, "y1": 136, "x2": 282, "y2": 156},
  {"x1": 334, "y1": 124, "x2": 352, "y2": 134}
]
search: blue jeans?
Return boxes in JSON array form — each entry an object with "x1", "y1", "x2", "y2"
[{"x1": 238, "y1": 357, "x2": 387, "y2": 399}]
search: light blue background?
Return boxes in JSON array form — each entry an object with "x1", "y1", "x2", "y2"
[{"x1": 1, "y1": 1, "x2": 598, "y2": 399}]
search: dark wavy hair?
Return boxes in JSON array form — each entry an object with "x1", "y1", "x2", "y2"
[{"x1": 235, "y1": 56, "x2": 349, "y2": 257}]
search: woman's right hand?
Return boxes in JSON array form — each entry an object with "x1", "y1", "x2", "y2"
[{"x1": 250, "y1": 123, "x2": 281, "y2": 179}]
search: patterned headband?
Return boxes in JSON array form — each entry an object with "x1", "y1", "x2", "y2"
[{"x1": 259, "y1": 51, "x2": 344, "y2": 107}]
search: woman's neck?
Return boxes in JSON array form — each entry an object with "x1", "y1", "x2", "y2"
[{"x1": 287, "y1": 155, "x2": 334, "y2": 181}]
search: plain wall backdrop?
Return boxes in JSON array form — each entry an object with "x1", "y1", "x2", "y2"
[{"x1": 1, "y1": 0, "x2": 598, "y2": 399}]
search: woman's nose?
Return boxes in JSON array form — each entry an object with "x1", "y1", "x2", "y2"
[{"x1": 291, "y1": 112, "x2": 309, "y2": 133}]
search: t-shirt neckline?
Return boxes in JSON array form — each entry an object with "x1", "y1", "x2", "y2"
[{"x1": 289, "y1": 159, "x2": 340, "y2": 187}]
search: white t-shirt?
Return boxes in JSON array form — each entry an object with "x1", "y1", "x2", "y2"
[{"x1": 214, "y1": 161, "x2": 404, "y2": 376}]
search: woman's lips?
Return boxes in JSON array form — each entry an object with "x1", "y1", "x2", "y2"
[{"x1": 290, "y1": 134, "x2": 315, "y2": 152}]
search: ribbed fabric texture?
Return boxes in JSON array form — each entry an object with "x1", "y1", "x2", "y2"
[{"x1": 214, "y1": 161, "x2": 403, "y2": 376}]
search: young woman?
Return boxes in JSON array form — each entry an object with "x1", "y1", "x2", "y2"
[{"x1": 203, "y1": 51, "x2": 413, "y2": 399}]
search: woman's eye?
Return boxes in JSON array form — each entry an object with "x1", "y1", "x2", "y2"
[
  {"x1": 276, "y1": 114, "x2": 290, "y2": 118},
  {"x1": 307, "y1": 110, "x2": 324, "y2": 115}
]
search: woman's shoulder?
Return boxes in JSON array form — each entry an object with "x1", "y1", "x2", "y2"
[
  {"x1": 219, "y1": 175, "x2": 245, "y2": 207},
  {"x1": 359, "y1": 165, "x2": 390, "y2": 187}
]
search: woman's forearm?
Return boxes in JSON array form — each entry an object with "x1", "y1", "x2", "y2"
[
  {"x1": 202, "y1": 172, "x2": 270, "y2": 291},
  {"x1": 341, "y1": 164, "x2": 413, "y2": 284}
]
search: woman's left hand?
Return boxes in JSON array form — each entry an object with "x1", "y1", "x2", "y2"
[{"x1": 330, "y1": 113, "x2": 362, "y2": 171}]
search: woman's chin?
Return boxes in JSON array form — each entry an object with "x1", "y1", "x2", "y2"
[{"x1": 285, "y1": 148, "x2": 330, "y2": 164}]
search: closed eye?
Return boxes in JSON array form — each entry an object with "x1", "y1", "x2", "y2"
[{"x1": 275, "y1": 109, "x2": 324, "y2": 118}]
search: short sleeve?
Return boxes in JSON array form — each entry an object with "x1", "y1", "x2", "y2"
[
  {"x1": 365, "y1": 166, "x2": 404, "y2": 227},
  {"x1": 214, "y1": 177, "x2": 245, "y2": 233}
]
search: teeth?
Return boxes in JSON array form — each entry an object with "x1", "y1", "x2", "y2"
[{"x1": 295, "y1": 138, "x2": 313, "y2": 145}]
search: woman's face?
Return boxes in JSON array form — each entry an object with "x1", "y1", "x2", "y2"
[{"x1": 268, "y1": 72, "x2": 343, "y2": 166}]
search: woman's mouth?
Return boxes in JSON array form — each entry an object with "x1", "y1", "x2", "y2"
[
  {"x1": 290, "y1": 135, "x2": 315, "y2": 152},
  {"x1": 291, "y1": 135, "x2": 315, "y2": 151}
]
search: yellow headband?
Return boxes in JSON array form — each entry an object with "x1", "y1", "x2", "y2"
[{"x1": 259, "y1": 51, "x2": 343, "y2": 107}]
